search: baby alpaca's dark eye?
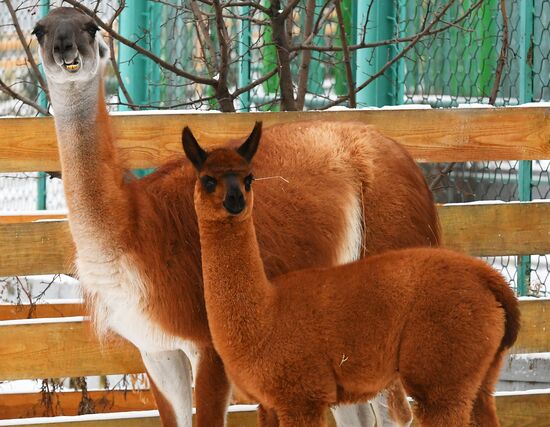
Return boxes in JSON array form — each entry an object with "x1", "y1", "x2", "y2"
[
  {"x1": 201, "y1": 176, "x2": 217, "y2": 193},
  {"x1": 244, "y1": 174, "x2": 254, "y2": 192}
]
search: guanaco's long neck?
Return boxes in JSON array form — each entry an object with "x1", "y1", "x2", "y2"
[
  {"x1": 198, "y1": 213, "x2": 273, "y2": 355},
  {"x1": 49, "y1": 76, "x2": 132, "y2": 257}
]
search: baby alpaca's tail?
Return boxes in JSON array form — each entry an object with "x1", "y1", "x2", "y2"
[
  {"x1": 470, "y1": 268, "x2": 521, "y2": 426},
  {"x1": 484, "y1": 268, "x2": 521, "y2": 352}
]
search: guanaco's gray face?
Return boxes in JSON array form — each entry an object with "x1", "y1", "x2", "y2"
[
  {"x1": 33, "y1": 7, "x2": 109, "y2": 83},
  {"x1": 182, "y1": 122, "x2": 262, "y2": 219}
]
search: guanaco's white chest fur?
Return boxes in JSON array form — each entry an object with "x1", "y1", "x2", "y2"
[{"x1": 77, "y1": 253, "x2": 198, "y2": 365}]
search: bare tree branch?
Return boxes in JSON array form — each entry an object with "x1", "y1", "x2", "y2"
[
  {"x1": 296, "y1": 0, "x2": 316, "y2": 110},
  {"x1": 430, "y1": 0, "x2": 508, "y2": 193},
  {"x1": 212, "y1": 0, "x2": 236, "y2": 112},
  {"x1": 489, "y1": 0, "x2": 508, "y2": 105},
  {"x1": 108, "y1": 35, "x2": 136, "y2": 110},
  {"x1": 4, "y1": 0, "x2": 49, "y2": 99},
  {"x1": 108, "y1": 0, "x2": 126, "y2": 27},
  {"x1": 190, "y1": 0, "x2": 219, "y2": 75},
  {"x1": 61, "y1": 0, "x2": 217, "y2": 86},
  {"x1": 197, "y1": 0, "x2": 271, "y2": 15},
  {"x1": 335, "y1": 0, "x2": 355, "y2": 108},
  {"x1": 270, "y1": 0, "x2": 297, "y2": 111},
  {"x1": 0, "y1": 77, "x2": 48, "y2": 115},
  {"x1": 321, "y1": 0, "x2": 458, "y2": 110},
  {"x1": 279, "y1": 0, "x2": 301, "y2": 20},
  {"x1": 429, "y1": 162, "x2": 455, "y2": 192},
  {"x1": 293, "y1": 0, "x2": 484, "y2": 53}
]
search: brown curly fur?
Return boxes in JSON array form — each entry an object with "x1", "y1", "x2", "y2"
[{"x1": 187, "y1": 123, "x2": 520, "y2": 427}]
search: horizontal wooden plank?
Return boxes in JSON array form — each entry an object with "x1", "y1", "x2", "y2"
[
  {"x1": 1, "y1": 393, "x2": 548, "y2": 427},
  {"x1": 0, "y1": 390, "x2": 156, "y2": 419},
  {"x1": 2, "y1": 202, "x2": 549, "y2": 277},
  {"x1": 511, "y1": 299, "x2": 549, "y2": 354},
  {"x1": 0, "y1": 300, "x2": 546, "y2": 382},
  {"x1": 440, "y1": 202, "x2": 550, "y2": 256},
  {"x1": 409, "y1": 392, "x2": 550, "y2": 427},
  {"x1": 0, "y1": 220, "x2": 75, "y2": 276},
  {"x1": 0, "y1": 303, "x2": 83, "y2": 321},
  {"x1": 0, "y1": 409, "x2": 259, "y2": 427},
  {"x1": 0, "y1": 389, "x2": 254, "y2": 419},
  {"x1": 1, "y1": 107, "x2": 549, "y2": 173},
  {"x1": 0, "y1": 213, "x2": 67, "y2": 224},
  {"x1": 0, "y1": 412, "x2": 162, "y2": 427},
  {"x1": 0, "y1": 320, "x2": 144, "y2": 381},
  {"x1": 495, "y1": 392, "x2": 550, "y2": 427}
]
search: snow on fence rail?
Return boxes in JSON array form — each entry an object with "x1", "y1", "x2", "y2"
[{"x1": 1, "y1": 108, "x2": 549, "y2": 426}]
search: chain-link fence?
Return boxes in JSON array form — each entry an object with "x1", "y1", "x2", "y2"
[{"x1": 0, "y1": 0, "x2": 549, "y2": 298}]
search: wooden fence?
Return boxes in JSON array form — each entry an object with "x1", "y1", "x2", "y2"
[{"x1": 0, "y1": 107, "x2": 549, "y2": 426}]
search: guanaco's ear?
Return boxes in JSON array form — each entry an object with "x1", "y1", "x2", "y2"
[
  {"x1": 237, "y1": 121, "x2": 262, "y2": 163},
  {"x1": 182, "y1": 126, "x2": 208, "y2": 171},
  {"x1": 32, "y1": 22, "x2": 46, "y2": 41}
]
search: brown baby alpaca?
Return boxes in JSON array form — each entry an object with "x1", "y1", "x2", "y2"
[{"x1": 184, "y1": 122, "x2": 521, "y2": 427}]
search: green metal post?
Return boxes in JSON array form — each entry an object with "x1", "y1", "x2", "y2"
[
  {"x1": 334, "y1": 0, "x2": 355, "y2": 96},
  {"x1": 119, "y1": 1, "x2": 156, "y2": 177},
  {"x1": 147, "y1": 1, "x2": 162, "y2": 106},
  {"x1": 517, "y1": 0, "x2": 534, "y2": 296},
  {"x1": 238, "y1": 5, "x2": 252, "y2": 111},
  {"x1": 395, "y1": 0, "x2": 407, "y2": 105},
  {"x1": 356, "y1": 0, "x2": 397, "y2": 107},
  {"x1": 478, "y1": 0, "x2": 498, "y2": 99},
  {"x1": 37, "y1": 2, "x2": 50, "y2": 210},
  {"x1": 118, "y1": 0, "x2": 148, "y2": 110}
]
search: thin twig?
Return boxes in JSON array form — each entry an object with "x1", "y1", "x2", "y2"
[
  {"x1": 429, "y1": 163, "x2": 455, "y2": 192},
  {"x1": 107, "y1": 29, "x2": 137, "y2": 109},
  {"x1": 335, "y1": 0, "x2": 355, "y2": 108},
  {"x1": 212, "y1": 0, "x2": 236, "y2": 111},
  {"x1": 296, "y1": 0, "x2": 316, "y2": 110},
  {"x1": 190, "y1": 0, "x2": 219, "y2": 74},
  {"x1": 489, "y1": 0, "x2": 508, "y2": 105},
  {"x1": 61, "y1": 0, "x2": 216, "y2": 86},
  {"x1": 270, "y1": 0, "x2": 297, "y2": 111},
  {"x1": 0, "y1": 77, "x2": 48, "y2": 115},
  {"x1": 280, "y1": 0, "x2": 302, "y2": 20},
  {"x1": 293, "y1": 0, "x2": 484, "y2": 53},
  {"x1": 108, "y1": 0, "x2": 126, "y2": 27},
  {"x1": 430, "y1": 0, "x2": 508, "y2": 192},
  {"x1": 198, "y1": 0, "x2": 271, "y2": 15},
  {"x1": 4, "y1": 0, "x2": 49, "y2": 99},
  {"x1": 321, "y1": 0, "x2": 457, "y2": 110},
  {"x1": 255, "y1": 175, "x2": 290, "y2": 184}
]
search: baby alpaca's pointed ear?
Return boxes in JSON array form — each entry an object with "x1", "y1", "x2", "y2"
[
  {"x1": 182, "y1": 126, "x2": 208, "y2": 171},
  {"x1": 237, "y1": 121, "x2": 262, "y2": 163}
]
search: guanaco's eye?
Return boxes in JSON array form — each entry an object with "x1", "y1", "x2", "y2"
[
  {"x1": 244, "y1": 174, "x2": 254, "y2": 192},
  {"x1": 201, "y1": 176, "x2": 217, "y2": 193}
]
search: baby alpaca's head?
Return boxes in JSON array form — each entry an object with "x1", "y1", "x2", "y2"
[{"x1": 182, "y1": 122, "x2": 262, "y2": 221}]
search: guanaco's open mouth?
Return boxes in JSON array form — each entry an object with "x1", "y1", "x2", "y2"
[{"x1": 63, "y1": 56, "x2": 81, "y2": 72}]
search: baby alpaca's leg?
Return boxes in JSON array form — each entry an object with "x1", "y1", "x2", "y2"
[{"x1": 277, "y1": 404, "x2": 327, "y2": 427}]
